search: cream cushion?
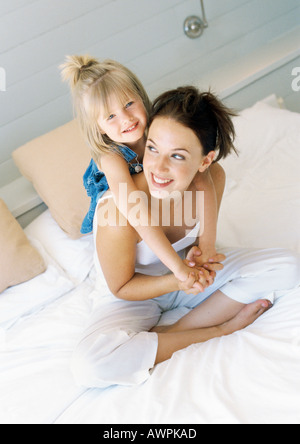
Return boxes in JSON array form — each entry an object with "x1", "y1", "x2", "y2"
[
  {"x1": 12, "y1": 120, "x2": 91, "y2": 239},
  {"x1": 0, "y1": 199, "x2": 46, "y2": 293}
]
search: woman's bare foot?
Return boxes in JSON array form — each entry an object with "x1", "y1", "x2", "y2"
[
  {"x1": 222, "y1": 299, "x2": 273, "y2": 336},
  {"x1": 152, "y1": 300, "x2": 272, "y2": 334},
  {"x1": 153, "y1": 300, "x2": 273, "y2": 364}
]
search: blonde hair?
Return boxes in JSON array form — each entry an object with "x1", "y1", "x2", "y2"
[{"x1": 60, "y1": 55, "x2": 152, "y2": 163}]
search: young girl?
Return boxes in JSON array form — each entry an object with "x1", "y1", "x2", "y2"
[{"x1": 60, "y1": 55, "x2": 232, "y2": 287}]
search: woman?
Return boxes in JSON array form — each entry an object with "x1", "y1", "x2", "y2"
[{"x1": 71, "y1": 87, "x2": 300, "y2": 388}]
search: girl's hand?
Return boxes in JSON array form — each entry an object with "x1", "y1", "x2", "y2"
[
  {"x1": 177, "y1": 271, "x2": 205, "y2": 295},
  {"x1": 174, "y1": 262, "x2": 199, "y2": 283},
  {"x1": 176, "y1": 264, "x2": 214, "y2": 295}
]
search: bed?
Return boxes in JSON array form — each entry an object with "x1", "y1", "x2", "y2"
[{"x1": 0, "y1": 94, "x2": 300, "y2": 425}]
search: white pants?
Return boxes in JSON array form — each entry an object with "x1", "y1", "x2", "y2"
[{"x1": 71, "y1": 248, "x2": 300, "y2": 388}]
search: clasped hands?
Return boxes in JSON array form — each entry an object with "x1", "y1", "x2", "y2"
[{"x1": 177, "y1": 246, "x2": 226, "y2": 295}]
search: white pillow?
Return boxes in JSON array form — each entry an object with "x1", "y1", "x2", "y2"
[
  {"x1": 217, "y1": 101, "x2": 300, "y2": 254},
  {"x1": 0, "y1": 238, "x2": 74, "y2": 330},
  {"x1": 25, "y1": 210, "x2": 94, "y2": 283}
]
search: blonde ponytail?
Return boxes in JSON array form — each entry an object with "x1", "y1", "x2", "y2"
[{"x1": 60, "y1": 54, "x2": 99, "y2": 90}]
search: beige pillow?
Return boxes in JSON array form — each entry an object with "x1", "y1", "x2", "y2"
[
  {"x1": 12, "y1": 120, "x2": 91, "y2": 239},
  {"x1": 0, "y1": 199, "x2": 46, "y2": 293}
]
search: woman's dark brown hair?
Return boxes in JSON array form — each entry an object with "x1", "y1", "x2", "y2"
[{"x1": 150, "y1": 86, "x2": 237, "y2": 162}]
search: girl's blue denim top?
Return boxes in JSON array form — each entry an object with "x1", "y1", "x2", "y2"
[{"x1": 81, "y1": 145, "x2": 143, "y2": 234}]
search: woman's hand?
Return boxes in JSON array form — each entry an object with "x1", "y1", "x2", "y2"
[
  {"x1": 181, "y1": 245, "x2": 227, "y2": 294},
  {"x1": 186, "y1": 246, "x2": 226, "y2": 272}
]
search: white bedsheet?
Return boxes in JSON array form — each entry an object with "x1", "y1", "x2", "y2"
[
  {"x1": 0, "y1": 100, "x2": 299, "y2": 424},
  {"x1": 1, "y1": 276, "x2": 299, "y2": 424},
  {"x1": 57, "y1": 288, "x2": 300, "y2": 424}
]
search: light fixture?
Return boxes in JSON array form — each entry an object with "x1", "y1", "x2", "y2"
[{"x1": 184, "y1": 0, "x2": 208, "y2": 39}]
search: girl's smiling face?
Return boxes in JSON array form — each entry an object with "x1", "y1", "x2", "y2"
[
  {"x1": 143, "y1": 117, "x2": 214, "y2": 199},
  {"x1": 97, "y1": 95, "x2": 147, "y2": 148}
]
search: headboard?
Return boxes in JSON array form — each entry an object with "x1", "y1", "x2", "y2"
[
  {"x1": 196, "y1": 27, "x2": 300, "y2": 113},
  {"x1": 0, "y1": 26, "x2": 299, "y2": 227}
]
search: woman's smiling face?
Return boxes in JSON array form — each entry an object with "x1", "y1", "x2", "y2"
[{"x1": 143, "y1": 117, "x2": 212, "y2": 199}]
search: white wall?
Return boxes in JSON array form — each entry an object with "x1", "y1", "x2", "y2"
[{"x1": 0, "y1": 0, "x2": 299, "y2": 187}]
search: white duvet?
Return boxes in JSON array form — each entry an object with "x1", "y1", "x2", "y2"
[{"x1": 0, "y1": 101, "x2": 299, "y2": 424}]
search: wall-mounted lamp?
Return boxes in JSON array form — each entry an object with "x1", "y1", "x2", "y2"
[{"x1": 184, "y1": 0, "x2": 208, "y2": 39}]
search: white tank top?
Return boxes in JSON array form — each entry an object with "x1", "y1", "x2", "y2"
[{"x1": 93, "y1": 194, "x2": 200, "y2": 279}]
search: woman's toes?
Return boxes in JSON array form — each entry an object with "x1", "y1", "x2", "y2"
[{"x1": 223, "y1": 299, "x2": 272, "y2": 334}]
